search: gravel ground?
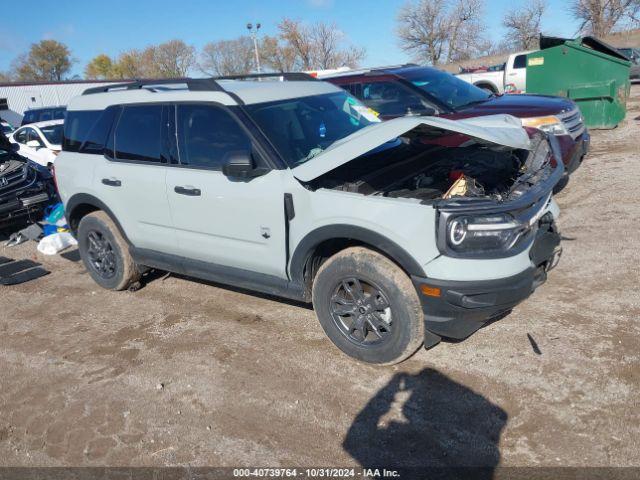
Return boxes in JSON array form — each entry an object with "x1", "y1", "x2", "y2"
[{"x1": 0, "y1": 86, "x2": 638, "y2": 471}]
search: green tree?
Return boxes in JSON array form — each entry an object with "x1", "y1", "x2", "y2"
[
  {"x1": 85, "y1": 54, "x2": 115, "y2": 79},
  {"x1": 12, "y1": 40, "x2": 73, "y2": 81}
]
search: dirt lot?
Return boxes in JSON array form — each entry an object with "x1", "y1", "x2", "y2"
[{"x1": 0, "y1": 87, "x2": 639, "y2": 472}]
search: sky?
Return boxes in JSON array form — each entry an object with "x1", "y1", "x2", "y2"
[{"x1": 0, "y1": 0, "x2": 581, "y2": 77}]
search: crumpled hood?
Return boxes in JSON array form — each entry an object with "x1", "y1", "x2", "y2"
[{"x1": 292, "y1": 114, "x2": 531, "y2": 182}]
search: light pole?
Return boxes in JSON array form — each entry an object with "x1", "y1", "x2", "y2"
[{"x1": 247, "y1": 22, "x2": 262, "y2": 73}]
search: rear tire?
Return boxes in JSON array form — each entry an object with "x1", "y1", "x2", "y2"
[
  {"x1": 77, "y1": 211, "x2": 140, "y2": 291},
  {"x1": 312, "y1": 247, "x2": 424, "y2": 365}
]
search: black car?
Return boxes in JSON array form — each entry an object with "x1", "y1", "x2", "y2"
[
  {"x1": 21, "y1": 106, "x2": 66, "y2": 126},
  {"x1": 0, "y1": 131, "x2": 56, "y2": 228}
]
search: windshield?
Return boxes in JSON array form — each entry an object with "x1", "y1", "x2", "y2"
[
  {"x1": 1, "y1": 124, "x2": 14, "y2": 134},
  {"x1": 399, "y1": 67, "x2": 491, "y2": 110},
  {"x1": 40, "y1": 124, "x2": 63, "y2": 145},
  {"x1": 245, "y1": 91, "x2": 380, "y2": 168}
]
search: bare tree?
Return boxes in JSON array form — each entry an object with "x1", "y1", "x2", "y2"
[
  {"x1": 447, "y1": 0, "x2": 484, "y2": 62},
  {"x1": 503, "y1": 0, "x2": 546, "y2": 50},
  {"x1": 397, "y1": 0, "x2": 485, "y2": 65},
  {"x1": 310, "y1": 22, "x2": 366, "y2": 69},
  {"x1": 260, "y1": 35, "x2": 299, "y2": 72},
  {"x1": 11, "y1": 40, "x2": 74, "y2": 81},
  {"x1": 276, "y1": 18, "x2": 366, "y2": 70},
  {"x1": 151, "y1": 40, "x2": 196, "y2": 78},
  {"x1": 279, "y1": 19, "x2": 315, "y2": 70},
  {"x1": 571, "y1": 0, "x2": 640, "y2": 36},
  {"x1": 199, "y1": 37, "x2": 256, "y2": 76}
]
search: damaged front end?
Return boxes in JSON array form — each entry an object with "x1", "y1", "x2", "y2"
[
  {"x1": 300, "y1": 116, "x2": 563, "y2": 268},
  {"x1": 296, "y1": 115, "x2": 563, "y2": 345},
  {"x1": 432, "y1": 132, "x2": 563, "y2": 262},
  {"x1": 0, "y1": 140, "x2": 56, "y2": 229}
]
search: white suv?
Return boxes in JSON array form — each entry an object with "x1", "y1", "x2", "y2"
[{"x1": 55, "y1": 75, "x2": 563, "y2": 364}]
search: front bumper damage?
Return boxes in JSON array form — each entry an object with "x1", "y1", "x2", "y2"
[
  {"x1": 414, "y1": 134, "x2": 564, "y2": 348},
  {"x1": 413, "y1": 214, "x2": 562, "y2": 348}
]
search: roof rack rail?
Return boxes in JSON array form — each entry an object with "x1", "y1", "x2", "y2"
[
  {"x1": 317, "y1": 63, "x2": 419, "y2": 78},
  {"x1": 215, "y1": 72, "x2": 317, "y2": 81},
  {"x1": 82, "y1": 78, "x2": 225, "y2": 95}
]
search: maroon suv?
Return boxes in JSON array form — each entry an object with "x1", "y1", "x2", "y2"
[{"x1": 324, "y1": 65, "x2": 589, "y2": 184}]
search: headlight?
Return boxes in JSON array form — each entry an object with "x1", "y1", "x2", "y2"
[
  {"x1": 521, "y1": 116, "x2": 568, "y2": 135},
  {"x1": 446, "y1": 213, "x2": 526, "y2": 254}
]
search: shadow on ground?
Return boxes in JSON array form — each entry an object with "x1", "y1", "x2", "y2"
[{"x1": 343, "y1": 368, "x2": 507, "y2": 479}]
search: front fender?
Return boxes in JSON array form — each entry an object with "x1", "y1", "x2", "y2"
[{"x1": 289, "y1": 224, "x2": 426, "y2": 285}]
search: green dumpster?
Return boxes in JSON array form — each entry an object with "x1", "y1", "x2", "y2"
[{"x1": 525, "y1": 36, "x2": 631, "y2": 129}]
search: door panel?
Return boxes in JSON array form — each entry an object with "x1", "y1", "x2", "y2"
[
  {"x1": 93, "y1": 104, "x2": 178, "y2": 254},
  {"x1": 93, "y1": 160, "x2": 177, "y2": 253},
  {"x1": 166, "y1": 103, "x2": 287, "y2": 277},
  {"x1": 167, "y1": 168, "x2": 287, "y2": 277}
]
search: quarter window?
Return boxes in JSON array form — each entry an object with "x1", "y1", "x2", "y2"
[
  {"x1": 63, "y1": 110, "x2": 102, "y2": 152},
  {"x1": 80, "y1": 107, "x2": 119, "y2": 155},
  {"x1": 176, "y1": 104, "x2": 251, "y2": 170},
  {"x1": 114, "y1": 105, "x2": 163, "y2": 163}
]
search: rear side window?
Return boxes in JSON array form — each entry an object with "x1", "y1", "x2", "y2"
[
  {"x1": 63, "y1": 110, "x2": 102, "y2": 152},
  {"x1": 513, "y1": 55, "x2": 527, "y2": 69},
  {"x1": 114, "y1": 105, "x2": 163, "y2": 163},
  {"x1": 40, "y1": 124, "x2": 63, "y2": 145},
  {"x1": 176, "y1": 104, "x2": 251, "y2": 170}
]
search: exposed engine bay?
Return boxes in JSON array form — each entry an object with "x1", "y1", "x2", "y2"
[
  {"x1": 0, "y1": 132, "x2": 56, "y2": 227},
  {"x1": 309, "y1": 131, "x2": 553, "y2": 203}
]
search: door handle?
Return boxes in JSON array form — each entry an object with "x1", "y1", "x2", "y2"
[
  {"x1": 174, "y1": 186, "x2": 201, "y2": 196},
  {"x1": 102, "y1": 178, "x2": 121, "y2": 187}
]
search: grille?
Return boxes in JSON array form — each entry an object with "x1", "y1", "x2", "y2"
[
  {"x1": 559, "y1": 108, "x2": 585, "y2": 140},
  {"x1": 0, "y1": 162, "x2": 30, "y2": 193}
]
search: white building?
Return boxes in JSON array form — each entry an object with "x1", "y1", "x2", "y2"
[{"x1": 0, "y1": 80, "x2": 122, "y2": 126}]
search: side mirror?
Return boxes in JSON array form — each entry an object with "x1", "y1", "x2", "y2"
[
  {"x1": 26, "y1": 139, "x2": 42, "y2": 149},
  {"x1": 222, "y1": 150, "x2": 257, "y2": 179}
]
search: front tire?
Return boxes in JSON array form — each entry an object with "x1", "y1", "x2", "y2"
[
  {"x1": 312, "y1": 247, "x2": 424, "y2": 365},
  {"x1": 77, "y1": 211, "x2": 140, "y2": 290}
]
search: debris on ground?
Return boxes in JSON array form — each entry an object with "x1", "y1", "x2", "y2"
[
  {"x1": 36, "y1": 232, "x2": 77, "y2": 256},
  {"x1": 0, "y1": 257, "x2": 49, "y2": 285}
]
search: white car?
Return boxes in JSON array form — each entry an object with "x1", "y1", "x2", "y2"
[{"x1": 9, "y1": 120, "x2": 64, "y2": 167}]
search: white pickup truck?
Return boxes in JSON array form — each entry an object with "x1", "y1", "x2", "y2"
[{"x1": 455, "y1": 51, "x2": 533, "y2": 94}]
